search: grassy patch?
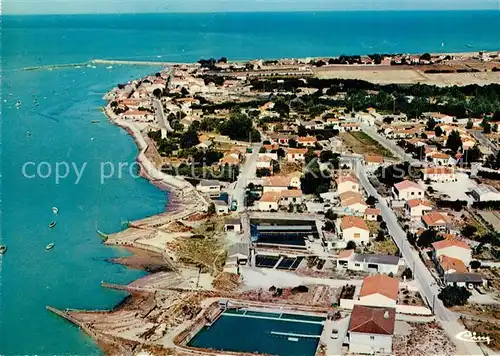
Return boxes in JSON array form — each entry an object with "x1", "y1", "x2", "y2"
[
  {"x1": 341, "y1": 132, "x2": 394, "y2": 158},
  {"x1": 371, "y1": 238, "x2": 398, "y2": 255}
]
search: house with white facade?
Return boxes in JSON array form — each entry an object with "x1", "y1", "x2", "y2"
[
  {"x1": 224, "y1": 218, "x2": 242, "y2": 233},
  {"x1": 422, "y1": 211, "x2": 449, "y2": 231},
  {"x1": 338, "y1": 216, "x2": 370, "y2": 246},
  {"x1": 196, "y1": 180, "x2": 222, "y2": 197},
  {"x1": 392, "y1": 180, "x2": 424, "y2": 201},
  {"x1": 427, "y1": 152, "x2": 452, "y2": 166},
  {"x1": 348, "y1": 305, "x2": 396, "y2": 355},
  {"x1": 336, "y1": 175, "x2": 360, "y2": 194},
  {"x1": 262, "y1": 176, "x2": 291, "y2": 193},
  {"x1": 279, "y1": 189, "x2": 303, "y2": 207},
  {"x1": 405, "y1": 199, "x2": 433, "y2": 217},
  {"x1": 297, "y1": 136, "x2": 317, "y2": 147},
  {"x1": 432, "y1": 239, "x2": 472, "y2": 266},
  {"x1": 364, "y1": 208, "x2": 380, "y2": 221},
  {"x1": 213, "y1": 200, "x2": 229, "y2": 215},
  {"x1": 258, "y1": 192, "x2": 280, "y2": 212},
  {"x1": 423, "y1": 167, "x2": 457, "y2": 182},
  {"x1": 358, "y1": 274, "x2": 399, "y2": 308},
  {"x1": 337, "y1": 251, "x2": 400, "y2": 275},
  {"x1": 286, "y1": 148, "x2": 308, "y2": 162},
  {"x1": 340, "y1": 192, "x2": 368, "y2": 214}
]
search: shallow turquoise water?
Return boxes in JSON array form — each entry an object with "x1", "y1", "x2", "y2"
[{"x1": 1, "y1": 10, "x2": 499, "y2": 355}]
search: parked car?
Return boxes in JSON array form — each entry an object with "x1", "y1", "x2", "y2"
[{"x1": 331, "y1": 329, "x2": 339, "y2": 339}]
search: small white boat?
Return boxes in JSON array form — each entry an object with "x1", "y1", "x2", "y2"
[
  {"x1": 26, "y1": 131, "x2": 31, "y2": 137},
  {"x1": 91, "y1": 137, "x2": 95, "y2": 141},
  {"x1": 49, "y1": 221, "x2": 57, "y2": 229},
  {"x1": 0, "y1": 245, "x2": 7, "y2": 255},
  {"x1": 52, "y1": 207, "x2": 58, "y2": 215},
  {"x1": 106, "y1": 66, "x2": 113, "y2": 69},
  {"x1": 46, "y1": 243, "x2": 55, "y2": 250},
  {"x1": 15, "y1": 100, "x2": 22, "y2": 108}
]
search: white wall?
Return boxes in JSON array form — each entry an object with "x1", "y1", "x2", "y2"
[
  {"x1": 358, "y1": 294, "x2": 397, "y2": 308},
  {"x1": 435, "y1": 246, "x2": 471, "y2": 265},
  {"x1": 343, "y1": 227, "x2": 370, "y2": 245},
  {"x1": 349, "y1": 332, "x2": 392, "y2": 354}
]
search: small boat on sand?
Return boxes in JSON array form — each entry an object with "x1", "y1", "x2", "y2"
[
  {"x1": 52, "y1": 207, "x2": 58, "y2": 215},
  {"x1": 49, "y1": 221, "x2": 57, "y2": 228},
  {"x1": 46, "y1": 243, "x2": 55, "y2": 250},
  {"x1": 0, "y1": 245, "x2": 7, "y2": 255}
]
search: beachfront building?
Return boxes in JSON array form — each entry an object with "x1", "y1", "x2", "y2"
[
  {"x1": 197, "y1": 180, "x2": 222, "y2": 197},
  {"x1": 348, "y1": 305, "x2": 396, "y2": 355},
  {"x1": 337, "y1": 216, "x2": 370, "y2": 246},
  {"x1": 392, "y1": 180, "x2": 424, "y2": 201}
]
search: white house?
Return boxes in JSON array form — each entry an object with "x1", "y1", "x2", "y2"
[
  {"x1": 336, "y1": 175, "x2": 360, "y2": 194},
  {"x1": 279, "y1": 189, "x2": 303, "y2": 207},
  {"x1": 422, "y1": 211, "x2": 449, "y2": 231},
  {"x1": 258, "y1": 192, "x2": 280, "y2": 212},
  {"x1": 348, "y1": 305, "x2": 396, "y2": 354},
  {"x1": 213, "y1": 200, "x2": 229, "y2": 215},
  {"x1": 256, "y1": 155, "x2": 273, "y2": 170},
  {"x1": 423, "y1": 167, "x2": 457, "y2": 182},
  {"x1": 286, "y1": 148, "x2": 308, "y2": 162},
  {"x1": 364, "y1": 208, "x2": 380, "y2": 221},
  {"x1": 392, "y1": 180, "x2": 424, "y2": 201},
  {"x1": 337, "y1": 251, "x2": 400, "y2": 275},
  {"x1": 358, "y1": 274, "x2": 399, "y2": 308},
  {"x1": 427, "y1": 152, "x2": 452, "y2": 166},
  {"x1": 197, "y1": 180, "x2": 221, "y2": 197},
  {"x1": 340, "y1": 192, "x2": 368, "y2": 214},
  {"x1": 297, "y1": 136, "x2": 317, "y2": 147},
  {"x1": 338, "y1": 216, "x2": 370, "y2": 246},
  {"x1": 262, "y1": 176, "x2": 291, "y2": 193},
  {"x1": 405, "y1": 199, "x2": 433, "y2": 217},
  {"x1": 287, "y1": 171, "x2": 302, "y2": 189},
  {"x1": 432, "y1": 239, "x2": 472, "y2": 266},
  {"x1": 122, "y1": 110, "x2": 154, "y2": 122},
  {"x1": 471, "y1": 184, "x2": 500, "y2": 202},
  {"x1": 224, "y1": 218, "x2": 242, "y2": 233}
]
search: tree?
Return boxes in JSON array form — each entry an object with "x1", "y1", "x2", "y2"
[
  {"x1": 420, "y1": 53, "x2": 432, "y2": 61},
  {"x1": 483, "y1": 120, "x2": 492, "y2": 134},
  {"x1": 207, "y1": 202, "x2": 216, "y2": 215},
  {"x1": 434, "y1": 126, "x2": 443, "y2": 137},
  {"x1": 461, "y1": 224, "x2": 477, "y2": 238},
  {"x1": 402, "y1": 267, "x2": 413, "y2": 280},
  {"x1": 277, "y1": 148, "x2": 286, "y2": 159},
  {"x1": 320, "y1": 150, "x2": 335, "y2": 163},
  {"x1": 380, "y1": 221, "x2": 387, "y2": 230},
  {"x1": 493, "y1": 124, "x2": 498, "y2": 133},
  {"x1": 417, "y1": 229, "x2": 441, "y2": 248},
  {"x1": 256, "y1": 168, "x2": 271, "y2": 177},
  {"x1": 153, "y1": 88, "x2": 162, "y2": 99},
  {"x1": 259, "y1": 146, "x2": 267, "y2": 153},
  {"x1": 288, "y1": 139, "x2": 298, "y2": 148},
  {"x1": 376, "y1": 231, "x2": 385, "y2": 242},
  {"x1": 180, "y1": 129, "x2": 200, "y2": 149},
  {"x1": 462, "y1": 146, "x2": 482, "y2": 165},
  {"x1": 438, "y1": 286, "x2": 471, "y2": 307},
  {"x1": 346, "y1": 241, "x2": 356, "y2": 250},
  {"x1": 297, "y1": 125, "x2": 307, "y2": 137},
  {"x1": 426, "y1": 118, "x2": 437, "y2": 131},
  {"x1": 304, "y1": 149, "x2": 317, "y2": 165},
  {"x1": 324, "y1": 220, "x2": 335, "y2": 231},
  {"x1": 465, "y1": 119, "x2": 473, "y2": 129},
  {"x1": 446, "y1": 130, "x2": 463, "y2": 153},
  {"x1": 366, "y1": 195, "x2": 377, "y2": 207},
  {"x1": 325, "y1": 209, "x2": 337, "y2": 221},
  {"x1": 470, "y1": 260, "x2": 481, "y2": 269}
]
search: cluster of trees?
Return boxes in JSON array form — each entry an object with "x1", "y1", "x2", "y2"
[
  {"x1": 163, "y1": 162, "x2": 239, "y2": 182},
  {"x1": 197, "y1": 57, "x2": 228, "y2": 69},
  {"x1": 415, "y1": 229, "x2": 444, "y2": 248},
  {"x1": 435, "y1": 199, "x2": 468, "y2": 211},
  {"x1": 376, "y1": 162, "x2": 413, "y2": 186},
  {"x1": 472, "y1": 200, "x2": 500, "y2": 210},
  {"x1": 300, "y1": 160, "x2": 332, "y2": 195},
  {"x1": 483, "y1": 151, "x2": 500, "y2": 171},
  {"x1": 438, "y1": 286, "x2": 471, "y2": 307},
  {"x1": 218, "y1": 113, "x2": 261, "y2": 142}
]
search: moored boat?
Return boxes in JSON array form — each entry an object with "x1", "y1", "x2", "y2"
[
  {"x1": 52, "y1": 207, "x2": 58, "y2": 215},
  {"x1": 46, "y1": 243, "x2": 55, "y2": 250},
  {"x1": 49, "y1": 221, "x2": 57, "y2": 228},
  {"x1": 0, "y1": 245, "x2": 7, "y2": 255}
]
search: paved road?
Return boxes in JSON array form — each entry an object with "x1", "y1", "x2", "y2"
[
  {"x1": 152, "y1": 98, "x2": 174, "y2": 133},
  {"x1": 232, "y1": 142, "x2": 262, "y2": 213},
  {"x1": 469, "y1": 130, "x2": 497, "y2": 154},
  {"x1": 354, "y1": 161, "x2": 484, "y2": 355},
  {"x1": 361, "y1": 124, "x2": 416, "y2": 162}
]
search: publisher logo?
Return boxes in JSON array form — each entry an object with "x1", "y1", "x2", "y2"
[{"x1": 456, "y1": 331, "x2": 491, "y2": 345}]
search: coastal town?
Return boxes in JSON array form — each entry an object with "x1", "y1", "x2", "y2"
[{"x1": 49, "y1": 51, "x2": 500, "y2": 356}]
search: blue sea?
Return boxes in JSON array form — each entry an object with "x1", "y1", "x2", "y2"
[{"x1": 1, "y1": 10, "x2": 499, "y2": 355}]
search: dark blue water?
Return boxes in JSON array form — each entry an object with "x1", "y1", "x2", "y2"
[{"x1": 1, "y1": 10, "x2": 499, "y2": 355}]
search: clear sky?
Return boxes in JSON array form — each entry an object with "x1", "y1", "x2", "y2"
[{"x1": 3, "y1": 0, "x2": 499, "y2": 15}]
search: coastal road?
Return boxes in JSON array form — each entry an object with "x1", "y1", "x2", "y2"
[
  {"x1": 361, "y1": 124, "x2": 416, "y2": 162},
  {"x1": 354, "y1": 160, "x2": 484, "y2": 355}
]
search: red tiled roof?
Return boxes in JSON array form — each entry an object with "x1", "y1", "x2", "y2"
[
  {"x1": 432, "y1": 239, "x2": 471, "y2": 251},
  {"x1": 263, "y1": 176, "x2": 290, "y2": 187},
  {"x1": 365, "y1": 155, "x2": 384, "y2": 163},
  {"x1": 359, "y1": 274, "x2": 399, "y2": 300},
  {"x1": 280, "y1": 189, "x2": 303, "y2": 198},
  {"x1": 407, "y1": 199, "x2": 432, "y2": 208},
  {"x1": 424, "y1": 167, "x2": 454, "y2": 175},
  {"x1": 439, "y1": 256, "x2": 468, "y2": 273},
  {"x1": 338, "y1": 249, "x2": 354, "y2": 259},
  {"x1": 341, "y1": 216, "x2": 369, "y2": 231},
  {"x1": 394, "y1": 180, "x2": 422, "y2": 191},
  {"x1": 260, "y1": 192, "x2": 281, "y2": 203},
  {"x1": 287, "y1": 148, "x2": 308, "y2": 155},
  {"x1": 365, "y1": 208, "x2": 381, "y2": 215},
  {"x1": 348, "y1": 305, "x2": 396, "y2": 335},
  {"x1": 422, "y1": 211, "x2": 448, "y2": 226}
]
